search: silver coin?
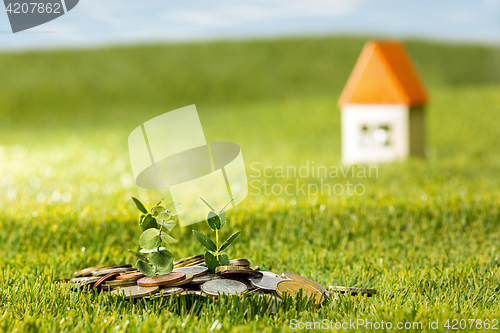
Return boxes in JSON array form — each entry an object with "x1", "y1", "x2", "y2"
[
  {"x1": 261, "y1": 271, "x2": 282, "y2": 278},
  {"x1": 191, "y1": 274, "x2": 216, "y2": 284},
  {"x1": 92, "y1": 267, "x2": 133, "y2": 276},
  {"x1": 250, "y1": 275, "x2": 287, "y2": 291},
  {"x1": 172, "y1": 266, "x2": 208, "y2": 277},
  {"x1": 201, "y1": 279, "x2": 247, "y2": 296},
  {"x1": 111, "y1": 285, "x2": 159, "y2": 299},
  {"x1": 154, "y1": 287, "x2": 184, "y2": 297}
]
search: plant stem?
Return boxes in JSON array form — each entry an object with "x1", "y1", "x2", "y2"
[{"x1": 216, "y1": 229, "x2": 219, "y2": 260}]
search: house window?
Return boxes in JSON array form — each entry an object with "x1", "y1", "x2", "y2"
[
  {"x1": 374, "y1": 125, "x2": 391, "y2": 147},
  {"x1": 360, "y1": 125, "x2": 371, "y2": 148},
  {"x1": 360, "y1": 125, "x2": 391, "y2": 148}
]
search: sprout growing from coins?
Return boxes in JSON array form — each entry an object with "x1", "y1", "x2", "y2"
[
  {"x1": 128, "y1": 197, "x2": 181, "y2": 277},
  {"x1": 193, "y1": 197, "x2": 241, "y2": 273}
]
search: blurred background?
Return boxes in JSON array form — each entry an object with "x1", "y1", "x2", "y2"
[{"x1": 0, "y1": 0, "x2": 499, "y2": 263}]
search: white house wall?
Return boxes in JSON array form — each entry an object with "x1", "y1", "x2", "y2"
[{"x1": 341, "y1": 104, "x2": 409, "y2": 164}]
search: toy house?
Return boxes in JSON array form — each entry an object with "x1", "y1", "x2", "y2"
[{"x1": 338, "y1": 41, "x2": 428, "y2": 164}]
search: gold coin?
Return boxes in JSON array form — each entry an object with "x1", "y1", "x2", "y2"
[
  {"x1": 174, "y1": 255, "x2": 204, "y2": 265},
  {"x1": 282, "y1": 272, "x2": 326, "y2": 292},
  {"x1": 215, "y1": 266, "x2": 251, "y2": 273},
  {"x1": 276, "y1": 281, "x2": 323, "y2": 303},
  {"x1": 228, "y1": 259, "x2": 250, "y2": 266},
  {"x1": 101, "y1": 281, "x2": 138, "y2": 291},
  {"x1": 173, "y1": 260, "x2": 205, "y2": 269},
  {"x1": 104, "y1": 279, "x2": 139, "y2": 287},
  {"x1": 111, "y1": 286, "x2": 159, "y2": 299}
]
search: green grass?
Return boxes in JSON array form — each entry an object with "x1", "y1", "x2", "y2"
[{"x1": 0, "y1": 36, "x2": 499, "y2": 332}]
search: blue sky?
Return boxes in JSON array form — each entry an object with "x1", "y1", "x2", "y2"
[{"x1": 0, "y1": 0, "x2": 499, "y2": 50}]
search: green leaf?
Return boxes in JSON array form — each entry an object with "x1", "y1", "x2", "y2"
[
  {"x1": 204, "y1": 251, "x2": 219, "y2": 273},
  {"x1": 128, "y1": 249, "x2": 147, "y2": 261},
  {"x1": 140, "y1": 214, "x2": 158, "y2": 231},
  {"x1": 219, "y1": 210, "x2": 227, "y2": 229},
  {"x1": 136, "y1": 260, "x2": 155, "y2": 277},
  {"x1": 156, "y1": 260, "x2": 174, "y2": 274},
  {"x1": 219, "y1": 230, "x2": 241, "y2": 252},
  {"x1": 150, "y1": 205, "x2": 165, "y2": 217},
  {"x1": 139, "y1": 228, "x2": 161, "y2": 250},
  {"x1": 157, "y1": 219, "x2": 176, "y2": 231},
  {"x1": 218, "y1": 254, "x2": 229, "y2": 266},
  {"x1": 139, "y1": 247, "x2": 165, "y2": 253},
  {"x1": 156, "y1": 212, "x2": 171, "y2": 222},
  {"x1": 160, "y1": 233, "x2": 178, "y2": 245},
  {"x1": 149, "y1": 250, "x2": 174, "y2": 268},
  {"x1": 193, "y1": 230, "x2": 217, "y2": 252},
  {"x1": 219, "y1": 198, "x2": 235, "y2": 212},
  {"x1": 132, "y1": 197, "x2": 148, "y2": 214},
  {"x1": 207, "y1": 211, "x2": 221, "y2": 230},
  {"x1": 165, "y1": 201, "x2": 182, "y2": 216},
  {"x1": 199, "y1": 197, "x2": 215, "y2": 211}
]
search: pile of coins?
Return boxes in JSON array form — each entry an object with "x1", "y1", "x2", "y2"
[{"x1": 69, "y1": 256, "x2": 377, "y2": 302}]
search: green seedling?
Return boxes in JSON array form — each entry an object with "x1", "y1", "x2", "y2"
[
  {"x1": 128, "y1": 197, "x2": 181, "y2": 277},
  {"x1": 193, "y1": 197, "x2": 241, "y2": 273}
]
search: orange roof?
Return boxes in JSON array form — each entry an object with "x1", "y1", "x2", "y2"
[{"x1": 338, "y1": 41, "x2": 428, "y2": 107}]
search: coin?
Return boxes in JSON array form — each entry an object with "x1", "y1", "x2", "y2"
[
  {"x1": 190, "y1": 274, "x2": 216, "y2": 285},
  {"x1": 149, "y1": 287, "x2": 184, "y2": 298},
  {"x1": 71, "y1": 276, "x2": 100, "y2": 286},
  {"x1": 111, "y1": 285, "x2": 159, "y2": 299},
  {"x1": 137, "y1": 272, "x2": 186, "y2": 287},
  {"x1": 92, "y1": 267, "x2": 133, "y2": 276},
  {"x1": 174, "y1": 254, "x2": 204, "y2": 264},
  {"x1": 201, "y1": 279, "x2": 247, "y2": 296},
  {"x1": 276, "y1": 281, "x2": 323, "y2": 303},
  {"x1": 282, "y1": 272, "x2": 326, "y2": 292},
  {"x1": 93, "y1": 272, "x2": 120, "y2": 290},
  {"x1": 116, "y1": 272, "x2": 145, "y2": 280},
  {"x1": 73, "y1": 264, "x2": 116, "y2": 277},
  {"x1": 161, "y1": 273, "x2": 193, "y2": 287},
  {"x1": 250, "y1": 274, "x2": 288, "y2": 292},
  {"x1": 261, "y1": 271, "x2": 282, "y2": 278},
  {"x1": 172, "y1": 266, "x2": 208, "y2": 277},
  {"x1": 229, "y1": 259, "x2": 250, "y2": 266},
  {"x1": 329, "y1": 286, "x2": 377, "y2": 296},
  {"x1": 218, "y1": 270, "x2": 263, "y2": 279},
  {"x1": 174, "y1": 255, "x2": 205, "y2": 268},
  {"x1": 102, "y1": 279, "x2": 138, "y2": 290},
  {"x1": 215, "y1": 265, "x2": 251, "y2": 273}
]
